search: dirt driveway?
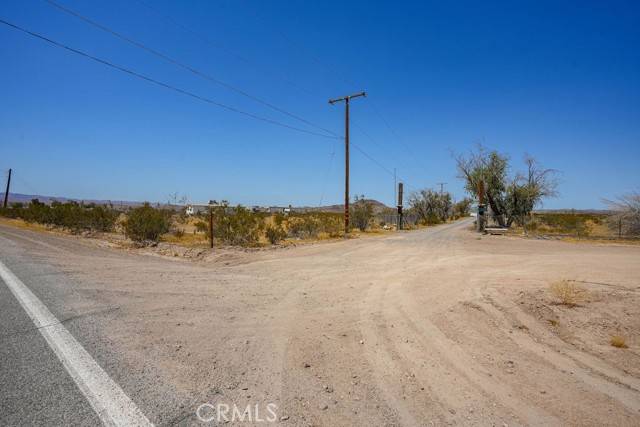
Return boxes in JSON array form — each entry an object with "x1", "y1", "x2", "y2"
[{"x1": 1, "y1": 220, "x2": 639, "y2": 426}]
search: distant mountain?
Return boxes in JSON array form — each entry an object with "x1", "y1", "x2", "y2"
[
  {"x1": 304, "y1": 199, "x2": 392, "y2": 214},
  {"x1": 0, "y1": 193, "x2": 393, "y2": 213},
  {"x1": 534, "y1": 208, "x2": 612, "y2": 214},
  {"x1": 0, "y1": 192, "x2": 145, "y2": 209}
]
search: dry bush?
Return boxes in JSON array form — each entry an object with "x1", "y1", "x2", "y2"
[
  {"x1": 124, "y1": 203, "x2": 170, "y2": 244},
  {"x1": 549, "y1": 280, "x2": 584, "y2": 306},
  {"x1": 265, "y1": 224, "x2": 287, "y2": 244},
  {"x1": 610, "y1": 336, "x2": 628, "y2": 348}
]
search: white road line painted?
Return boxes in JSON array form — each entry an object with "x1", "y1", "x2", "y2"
[{"x1": 0, "y1": 259, "x2": 152, "y2": 427}]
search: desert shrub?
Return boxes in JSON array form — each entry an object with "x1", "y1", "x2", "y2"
[
  {"x1": 173, "y1": 228, "x2": 185, "y2": 239},
  {"x1": 271, "y1": 213, "x2": 284, "y2": 226},
  {"x1": 409, "y1": 189, "x2": 451, "y2": 225},
  {"x1": 534, "y1": 213, "x2": 604, "y2": 237},
  {"x1": 194, "y1": 220, "x2": 208, "y2": 234},
  {"x1": 452, "y1": 198, "x2": 472, "y2": 219},
  {"x1": 605, "y1": 192, "x2": 640, "y2": 238},
  {"x1": 265, "y1": 224, "x2": 287, "y2": 244},
  {"x1": 287, "y1": 215, "x2": 320, "y2": 239},
  {"x1": 610, "y1": 336, "x2": 628, "y2": 348},
  {"x1": 549, "y1": 280, "x2": 584, "y2": 306},
  {"x1": 316, "y1": 213, "x2": 342, "y2": 236},
  {"x1": 350, "y1": 196, "x2": 374, "y2": 231},
  {"x1": 88, "y1": 205, "x2": 119, "y2": 232},
  {"x1": 1, "y1": 199, "x2": 118, "y2": 233},
  {"x1": 212, "y1": 204, "x2": 263, "y2": 246},
  {"x1": 286, "y1": 213, "x2": 343, "y2": 238},
  {"x1": 124, "y1": 203, "x2": 170, "y2": 244}
]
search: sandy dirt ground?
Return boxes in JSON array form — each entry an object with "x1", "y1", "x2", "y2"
[{"x1": 1, "y1": 219, "x2": 639, "y2": 426}]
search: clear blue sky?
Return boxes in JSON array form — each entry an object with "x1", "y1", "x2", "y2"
[{"x1": 1, "y1": 0, "x2": 638, "y2": 209}]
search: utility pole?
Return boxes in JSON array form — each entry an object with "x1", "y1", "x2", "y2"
[
  {"x1": 436, "y1": 182, "x2": 447, "y2": 195},
  {"x1": 397, "y1": 182, "x2": 404, "y2": 230},
  {"x1": 393, "y1": 168, "x2": 397, "y2": 209},
  {"x1": 3, "y1": 168, "x2": 11, "y2": 208},
  {"x1": 208, "y1": 200, "x2": 216, "y2": 249},
  {"x1": 328, "y1": 91, "x2": 366, "y2": 236}
]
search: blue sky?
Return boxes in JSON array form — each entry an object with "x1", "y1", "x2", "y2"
[{"x1": 1, "y1": 0, "x2": 638, "y2": 208}]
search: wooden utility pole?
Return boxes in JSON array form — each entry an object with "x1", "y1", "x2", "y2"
[
  {"x1": 329, "y1": 91, "x2": 366, "y2": 236},
  {"x1": 209, "y1": 207, "x2": 214, "y2": 248},
  {"x1": 3, "y1": 168, "x2": 11, "y2": 208},
  {"x1": 393, "y1": 168, "x2": 397, "y2": 209}
]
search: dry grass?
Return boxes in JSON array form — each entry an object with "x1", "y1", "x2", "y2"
[
  {"x1": 610, "y1": 336, "x2": 628, "y2": 349},
  {"x1": 549, "y1": 280, "x2": 585, "y2": 306},
  {"x1": 0, "y1": 217, "x2": 50, "y2": 232}
]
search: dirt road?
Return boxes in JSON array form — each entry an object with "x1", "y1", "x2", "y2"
[{"x1": 1, "y1": 220, "x2": 639, "y2": 426}]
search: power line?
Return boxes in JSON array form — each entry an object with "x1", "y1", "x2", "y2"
[
  {"x1": 367, "y1": 100, "x2": 419, "y2": 159},
  {"x1": 43, "y1": 0, "x2": 339, "y2": 139},
  {"x1": 317, "y1": 148, "x2": 335, "y2": 207},
  {"x1": 237, "y1": 0, "x2": 355, "y2": 92},
  {"x1": 0, "y1": 18, "x2": 340, "y2": 140},
  {"x1": 351, "y1": 119, "x2": 413, "y2": 175},
  {"x1": 242, "y1": 4, "x2": 423, "y2": 189},
  {"x1": 349, "y1": 142, "x2": 418, "y2": 192},
  {"x1": 129, "y1": 0, "x2": 415, "y2": 193},
  {"x1": 134, "y1": 0, "x2": 318, "y2": 99}
]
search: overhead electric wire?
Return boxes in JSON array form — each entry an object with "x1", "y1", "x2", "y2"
[
  {"x1": 134, "y1": 0, "x2": 318, "y2": 99},
  {"x1": 351, "y1": 120, "x2": 414, "y2": 174},
  {"x1": 317, "y1": 148, "x2": 336, "y2": 207},
  {"x1": 127, "y1": 0, "x2": 416, "y2": 193},
  {"x1": 350, "y1": 141, "x2": 417, "y2": 191},
  {"x1": 367, "y1": 100, "x2": 419, "y2": 159},
  {"x1": 43, "y1": 0, "x2": 340, "y2": 139},
  {"x1": 0, "y1": 18, "x2": 340, "y2": 140},
  {"x1": 242, "y1": 3, "x2": 429, "y2": 187}
]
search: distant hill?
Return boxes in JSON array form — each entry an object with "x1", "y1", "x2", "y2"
[
  {"x1": 0, "y1": 193, "x2": 393, "y2": 213},
  {"x1": 534, "y1": 209, "x2": 612, "y2": 214},
  {"x1": 304, "y1": 199, "x2": 392, "y2": 214},
  {"x1": 0, "y1": 192, "x2": 145, "y2": 209}
]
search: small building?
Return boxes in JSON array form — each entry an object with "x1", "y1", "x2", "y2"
[{"x1": 184, "y1": 204, "x2": 213, "y2": 216}]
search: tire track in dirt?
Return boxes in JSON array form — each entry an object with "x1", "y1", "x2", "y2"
[{"x1": 479, "y1": 290, "x2": 640, "y2": 411}]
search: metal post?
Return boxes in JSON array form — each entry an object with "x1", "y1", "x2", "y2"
[
  {"x1": 328, "y1": 91, "x2": 366, "y2": 237},
  {"x1": 3, "y1": 168, "x2": 11, "y2": 209}
]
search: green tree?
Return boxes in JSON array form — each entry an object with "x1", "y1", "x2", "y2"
[
  {"x1": 455, "y1": 146, "x2": 557, "y2": 227},
  {"x1": 409, "y1": 189, "x2": 452, "y2": 224}
]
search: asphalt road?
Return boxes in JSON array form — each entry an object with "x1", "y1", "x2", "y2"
[
  {"x1": 0, "y1": 227, "x2": 181, "y2": 426},
  {"x1": 0, "y1": 232, "x2": 103, "y2": 425}
]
